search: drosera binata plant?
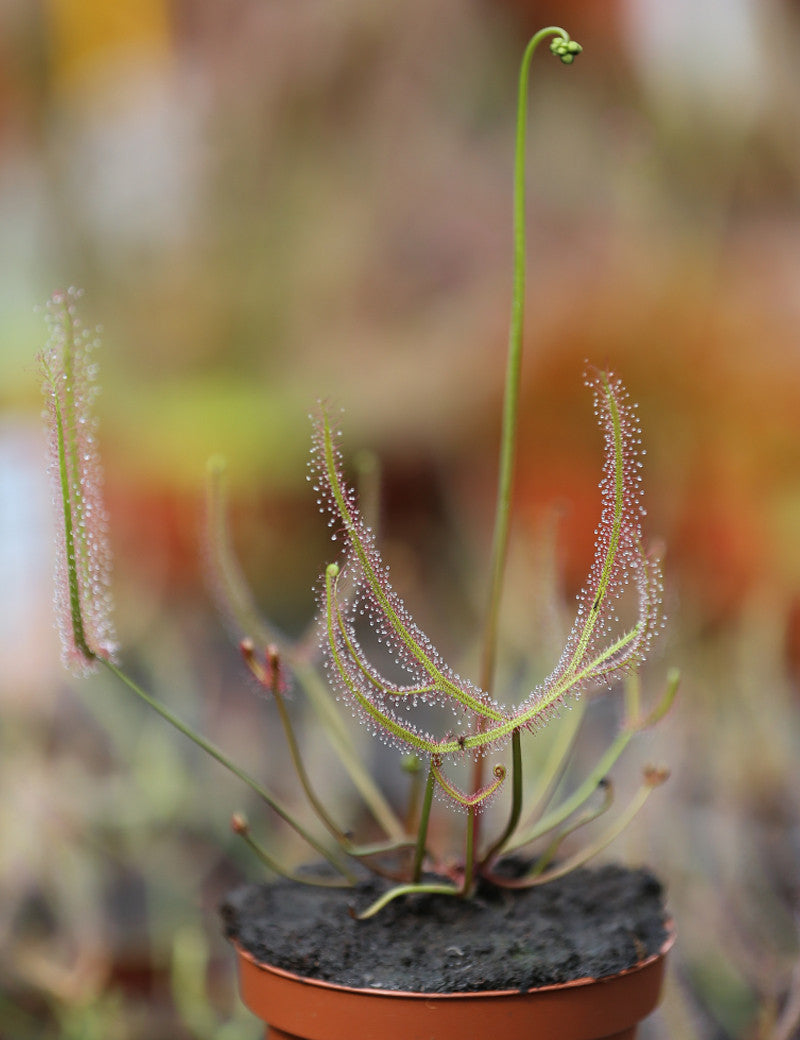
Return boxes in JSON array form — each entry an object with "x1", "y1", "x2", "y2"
[{"x1": 40, "y1": 27, "x2": 678, "y2": 919}]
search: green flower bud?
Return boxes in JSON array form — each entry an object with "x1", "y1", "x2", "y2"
[{"x1": 550, "y1": 36, "x2": 582, "y2": 64}]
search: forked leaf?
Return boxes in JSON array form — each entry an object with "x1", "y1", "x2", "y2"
[{"x1": 314, "y1": 370, "x2": 663, "y2": 807}]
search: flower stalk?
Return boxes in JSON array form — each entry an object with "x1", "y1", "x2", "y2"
[
  {"x1": 479, "y1": 26, "x2": 581, "y2": 700},
  {"x1": 474, "y1": 26, "x2": 582, "y2": 857}
]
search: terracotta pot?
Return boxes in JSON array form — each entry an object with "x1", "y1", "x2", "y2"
[{"x1": 233, "y1": 924, "x2": 675, "y2": 1040}]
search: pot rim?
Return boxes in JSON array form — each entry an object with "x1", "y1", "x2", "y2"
[{"x1": 233, "y1": 917, "x2": 675, "y2": 1000}]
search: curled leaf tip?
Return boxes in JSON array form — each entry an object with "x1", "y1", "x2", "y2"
[
  {"x1": 231, "y1": 812, "x2": 249, "y2": 835},
  {"x1": 240, "y1": 640, "x2": 290, "y2": 696},
  {"x1": 643, "y1": 766, "x2": 670, "y2": 788}
]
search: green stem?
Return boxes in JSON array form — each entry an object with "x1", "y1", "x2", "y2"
[
  {"x1": 294, "y1": 661, "x2": 407, "y2": 841},
  {"x1": 472, "y1": 24, "x2": 576, "y2": 853},
  {"x1": 521, "y1": 696, "x2": 587, "y2": 827},
  {"x1": 205, "y1": 456, "x2": 406, "y2": 841},
  {"x1": 356, "y1": 772, "x2": 469, "y2": 912},
  {"x1": 346, "y1": 837, "x2": 416, "y2": 858},
  {"x1": 478, "y1": 26, "x2": 573, "y2": 699},
  {"x1": 357, "y1": 881, "x2": 460, "y2": 920},
  {"x1": 272, "y1": 687, "x2": 352, "y2": 845},
  {"x1": 479, "y1": 728, "x2": 523, "y2": 866},
  {"x1": 412, "y1": 764, "x2": 436, "y2": 883},
  {"x1": 461, "y1": 809, "x2": 476, "y2": 896},
  {"x1": 100, "y1": 659, "x2": 356, "y2": 882},
  {"x1": 403, "y1": 756, "x2": 424, "y2": 834},
  {"x1": 273, "y1": 686, "x2": 414, "y2": 873},
  {"x1": 508, "y1": 669, "x2": 678, "y2": 853},
  {"x1": 233, "y1": 818, "x2": 350, "y2": 888},
  {"x1": 529, "y1": 777, "x2": 613, "y2": 876},
  {"x1": 624, "y1": 670, "x2": 641, "y2": 726},
  {"x1": 506, "y1": 728, "x2": 632, "y2": 853},
  {"x1": 488, "y1": 777, "x2": 661, "y2": 889}
]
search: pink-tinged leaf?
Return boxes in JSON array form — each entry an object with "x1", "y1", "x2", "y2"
[
  {"x1": 311, "y1": 408, "x2": 503, "y2": 751},
  {"x1": 313, "y1": 371, "x2": 663, "y2": 809},
  {"x1": 40, "y1": 289, "x2": 117, "y2": 673},
  {"x1": 518, "y1": 369, "x2": 663, "y2": 717},
  {"x1": 431, "y1": 759, "x2": 507, "y2": 809}
]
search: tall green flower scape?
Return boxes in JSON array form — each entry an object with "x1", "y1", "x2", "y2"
[{"x1": 41, "y1": 27, "x2": 677, "y2": 917}]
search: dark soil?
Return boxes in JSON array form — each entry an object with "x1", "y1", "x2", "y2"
[{"x1": 221, "y1": 863, "x2": 669, "y2": 993}]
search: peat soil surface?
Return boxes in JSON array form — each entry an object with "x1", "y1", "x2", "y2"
[{"x1": 221, "y1": 862, "x2": 669, "y2": 993}]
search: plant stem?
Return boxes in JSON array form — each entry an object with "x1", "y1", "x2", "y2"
[
  {"x1": 478, "y1": 26, "x2": 572, "y2": 699},
  {"x1": 519, "y1": 696, "x2": 587, "y2": 825},
  {"x1": 412, "y1": 764, "x2": 436, "y2": 883},
  {"x1": 205, "y1": 456, "x2": 406, "y2": 841},
  {"x1": 506, "y1": 728, "x2": 632, "y2": 853},
  {"x1": 232, "y1": 817, "x2": 350, "y2": 887},
  {"x1": 461, "y1": 808, "x2": 476, "y2": 896},
  {"x1": 294, "y1": 661, "x2": 407, "y2": 841},
  {"x1": 487, "y1": 775, "x2": 663, "y2": 889},
  {"x1": 272, "y1": 684, "x2": 414, "y2": 874},
  {"x1": 529, "y1": 777, "x2": 613, "y2": 875},
  {"x1": 357, "y1": 766, "x2": 457, "y2": 918},
  {"x1": 357, "y1": 881, "x2": 459, "y2": 920},
  {"x1": 272, "y1": 686, "x2": 352, "y2": 844},
  {"x1": 479, "y1": 728, "x2": 523, "y2": 867},
  {"x1": 403, "y1": 756, "x2": 424, "y2": 834},
  {"x1": 473, "y1": 25, "x2": 575, "y2": 852},
  {"x1": 101, "y1": 659, "x2": 356, "y2": 882}
]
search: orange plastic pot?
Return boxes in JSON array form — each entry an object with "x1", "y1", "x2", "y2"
[{"x1": 233, "y1": 924, "x2": 674, "y2": 1040}]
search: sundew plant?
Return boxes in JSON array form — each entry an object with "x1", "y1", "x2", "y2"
[{"x1": 41, "y1": 27, "x2": 677, "y2": 918}]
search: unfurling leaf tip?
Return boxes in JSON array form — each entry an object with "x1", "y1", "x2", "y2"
[
  {"x1": 231, "y1": 812, "x2": 249, "y2": 836},
  {"x1": 643, "y1": 766, "x2": 670, "y2": 788}
]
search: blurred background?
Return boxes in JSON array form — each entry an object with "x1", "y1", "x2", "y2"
[{"x1": 2, "y1": 0, "x2": 800, "y2": 1037}]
